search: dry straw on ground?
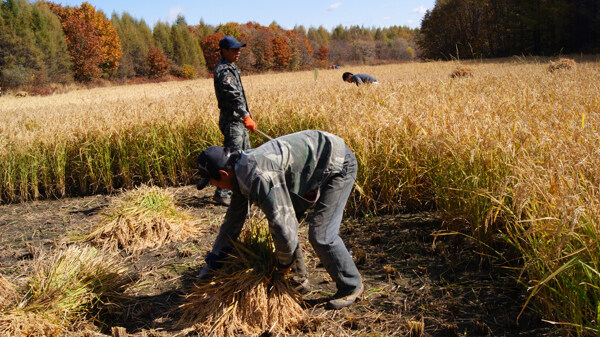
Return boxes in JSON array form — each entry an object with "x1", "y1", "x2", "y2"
[
  {"x1": 450, "y1": 66, "x2": 473, "y2": 78},
  {"x1": 0, "y1": 312, "x2": 64, "y2": 337},
  {"x1": 179, "y1": 221, "x2": 307, "y2": 336},
  {"x1": 86, "y1": 185, "x2": 204, "y2": 254},
  {"x1": 548, "y1": 58, "x2": 577, "y2": 72},
  {"x1": 0, "y1": 274, "x2": 18, "y2": 310}
]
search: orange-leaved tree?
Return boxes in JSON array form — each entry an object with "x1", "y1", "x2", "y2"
[
  {"x1": 46, "y1": 1, "x2": 122, "y2": 81},
  {"x1": 272, "y1": 35, "x2": 292, "y2": 70}
]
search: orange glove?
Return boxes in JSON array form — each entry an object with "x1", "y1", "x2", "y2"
[{"x1": 243, "y1": 115, "x2": 257, "y2": 131}]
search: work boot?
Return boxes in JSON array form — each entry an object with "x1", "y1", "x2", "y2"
[
  {"x1": 326, "y1": 283, "x2": 364, "y2": 310},
  {"x1": 290, "y1": 275, "x2": 311, "y2": 294},
  {"x1": 212, "y1": 194, "x2": 231, "y2": 206}
]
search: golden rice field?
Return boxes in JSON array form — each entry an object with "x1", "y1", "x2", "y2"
[{"x1": 1, "y1": 56, "x2": 600, "y2": 334}]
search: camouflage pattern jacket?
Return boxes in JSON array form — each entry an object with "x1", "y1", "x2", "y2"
[
  {"x1": 211, "y1": 130, "x2": 348, "y2": 266},
  {"x1": 213, "y1": 58, "x2": 249, "y2": 121}
]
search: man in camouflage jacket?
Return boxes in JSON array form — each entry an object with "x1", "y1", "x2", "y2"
[
  {"x1": 196, "y1": 130, "x2": 364, "y2": 309},
  {"x1": 213, "y1": 35, "x2": 257, "y2": 206}
]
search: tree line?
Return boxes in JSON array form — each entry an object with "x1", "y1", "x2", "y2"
[
  {"x1": 418, "y1": 0, "x2": 600, "y2": 59},
  {"x1": 0, "y1": 0, "x2": 419, "y2": 90}
]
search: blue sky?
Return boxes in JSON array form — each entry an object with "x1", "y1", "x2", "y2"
[{"x1": 57, "y1": 1, "x2": 435, "y2": 30}]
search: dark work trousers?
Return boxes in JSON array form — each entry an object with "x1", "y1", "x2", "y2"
[
  {"x1": 306, "y1": 146, "x2": 362, "y2": 294},
  {"x1": 216, "y1": 117, "x2": 250, "y2": 198}
]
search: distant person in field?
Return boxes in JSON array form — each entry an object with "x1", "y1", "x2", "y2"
[
  {"x1": 0, "y1": 87, "x2": 2, "y2": 97},
  {"x1": 196, "y1": 130, "x2": 364, "y2": 309},
  {"x1": 212, "y1": 35, "x2": 257, "y2": 206},
  {"x1": 342, "y1": 72, "x2": 379, "y2": 86}
]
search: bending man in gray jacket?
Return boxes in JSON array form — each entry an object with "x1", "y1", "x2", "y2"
[
  {"x1": 342, "y1": 72, "x2": 379, "y2": 86},
  {"x1": 196, "y1": 130, "x2": 363, "y2": 309}
]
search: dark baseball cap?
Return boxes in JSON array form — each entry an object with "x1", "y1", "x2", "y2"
[
  {"x1": 196, "y1": 146, "x2": 230, "y2": 190},
  {"x1": 197, "y1": 146, "x2": 230, "y2": 179},
  {"x1": 219, "y1": 36, "x2": 246, "y2": 49}
]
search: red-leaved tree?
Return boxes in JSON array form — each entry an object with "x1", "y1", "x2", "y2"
[
  {"x1": 200, "y1": 33, "x2": 225, "y2": 72},
  {"x1": 316, "y1": 45, "x2": 330, "y2": 68},
  {"x1": 146, "y1": 46, "x2": 169, "y2": 79}
]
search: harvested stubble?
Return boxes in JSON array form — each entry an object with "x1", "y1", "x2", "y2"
[
  {"x1": 450, "y1": 66, "x2": 473, "y2": 78},
  {"x1": 179, "y1": 221, "x2": 306, "y2": 336},
  {"x1": 1, "y1": 246, "x2": 133, "y2": 335},
  {"x1": 548, "y1": 58, "x2": 576, "y2": 72},
  {"x1": 86, "y1": 185, "x2": 204, "y2": 254}
]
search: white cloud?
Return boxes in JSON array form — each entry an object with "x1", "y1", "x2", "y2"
[
  {"x1": 413, "y1": 6, "x2": 427, "y2": 14},
  {"x1": 383, "y1": 16, "x2": 391, "y2": 21},
  {"x1": 327, "y1": 2, "x2": 342, "y2": 12},
  {"x1": 168, "y1": 6, "x2": 184, "y2": 21}
]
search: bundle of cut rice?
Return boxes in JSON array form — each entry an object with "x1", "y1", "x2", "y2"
[
  {"x1": 0, "y1": 274, "x2": 67, "y2": 336},
  {"x1": 548, "y1": 58, "x2": 576, "y2": 72},
  {"x1": 179, "y1": 221, "x2": 307, "y2": 336},
  {"x1": 25, "y1": 246, "x2": 132, "y2": 324},
  {"x1": 87, "y1": 185, "x2": 204, "y2": 254}
]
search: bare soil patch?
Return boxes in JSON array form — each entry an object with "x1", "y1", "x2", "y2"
[{"x1": 0, "y1": 185, "x2": 555, "y2": 336}]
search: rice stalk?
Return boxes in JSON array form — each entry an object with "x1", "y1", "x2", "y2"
[
  {"x1": 179, "y1": 219, "x2": 307, "y2": 336},
  {"x1": 86, "y1": 185, "x2": 204, "y2": 254}
]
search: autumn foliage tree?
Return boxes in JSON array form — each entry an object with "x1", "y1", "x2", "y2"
[
  {"x1": 146, "y1": 46, "x2": 169, "y2": 79},
  {"x1": 248, "y1": 26, "x2": 274, "y2": 71},
  {"x1": 46, "y1": 1, "x2": 122, "y2": 81},
  {"x1": 316, "y1": 45, "x2": 329, "y2": 67},
  {"x1": 286, "y1": 30, "x2": 314, "y2": 70},
  {"x1": 272, "y1": 35, "x2": 291, "y2": 70},
  {"x1": 200, "y1": 33, "x2": 225, "y2": 72}
]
